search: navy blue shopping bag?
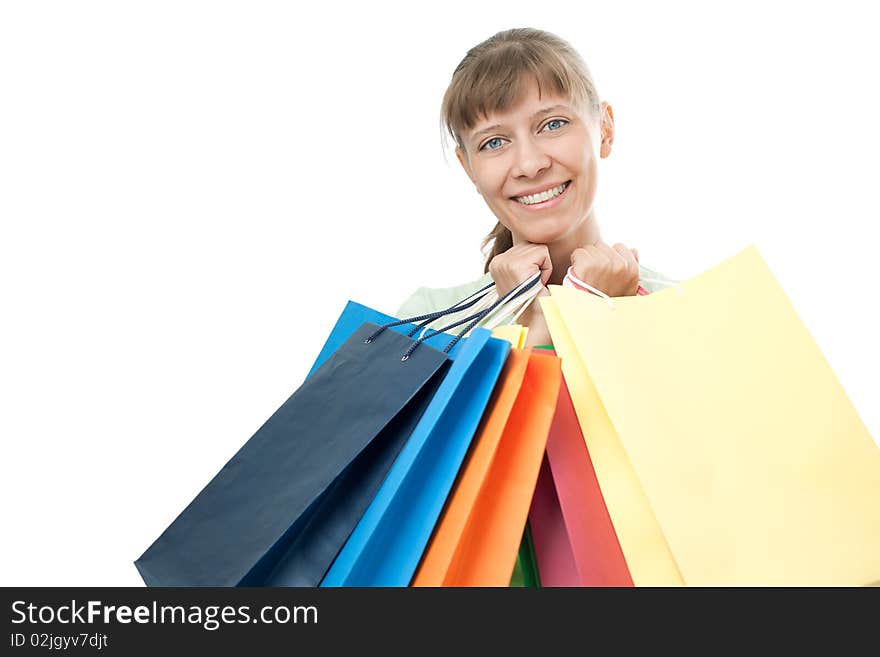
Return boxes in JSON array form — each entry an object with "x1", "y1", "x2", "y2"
[
  {"x1": 134, "y1": 322, "x2": 449, "y2": 587},
  {"x1": 259, "y1": 303, "x2": 468, "y2": 586},
  {"x1": 260, "y1": 285, "x2": 502, "y2": 586},
  {"x1": 134, "y1": 282, "x2": 499, "y2": 587}
]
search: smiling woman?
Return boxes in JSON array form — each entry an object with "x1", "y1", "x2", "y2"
[{"x1": 396, "y1": 28, "x2": 677, "y2": 346}]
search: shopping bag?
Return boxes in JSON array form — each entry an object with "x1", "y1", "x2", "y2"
[
  {"x1": 541, "y1": 296, "x2": 683, "y2": 586},
  {"x1": 509, "y1": 524, "x2": 541, "y2": 587},
  {"x1": 538, "y1": 348, "x2": 633, "y2": 587},
  {"x1": 320, "y1": 328, "x2": 511, "y2": 586},
  {"x1": 438, "y1": 323, "x2": 539, "y2": 588},
  {"x1": 472, "y1": 323, "x2": 538, "y2": 588},
  {"x1": 490, "y1": 324, "x2": 529, "y2": 349},
  {"x1": 412, "y1": 349, "x2": 560, "y2": 586},
  {"x1": 528, "y1": 456, "x2": 580, "y2": 586},
  {"x1": 546, "y1": 245, "x2": 880, "y2": 585},
  {"x1": 482, "y1": 324, "x2": 544, "y2": 589},
  {"x1": 410, "y1": 347, "x2": 529, "y2": 586},
  {"x1": 134, "y1": 321, "x2": 449, "y2": 587},
  {"x1": 259, "y1": 301, "x2": 460, "y2": 586},
  {"x1": 265, "y1": 290, "x2": 521, "y2": 585}
]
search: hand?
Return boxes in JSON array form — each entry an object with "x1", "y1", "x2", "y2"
[
  {"x1": 489, "y1": 243, "x2": 553, "y2": 346},
  {"x1": 569, "y1": 241, "x2": 640, "y2": 297},
  {"x1": 488, "y1": 242, "x2": 552, "y2": 299}
]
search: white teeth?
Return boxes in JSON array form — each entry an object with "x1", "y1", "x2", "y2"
[{"x1": 514, "y1": 182, "x2": 568, "y2": 205}]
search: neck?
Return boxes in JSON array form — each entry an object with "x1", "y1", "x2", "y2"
[{"x1": 512, "y1": 208, "x2": 602, "y2": 287}]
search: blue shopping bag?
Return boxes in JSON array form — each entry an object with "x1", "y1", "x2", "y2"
[{"x1": 320, "y1": 324, "x2": 511, "y2": 587}]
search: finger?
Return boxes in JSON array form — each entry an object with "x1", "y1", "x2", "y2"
[
  {"x1": 597, "y1": 240, "x2": 620, "y2": 258},
  {"x1": 570, "y1": 247, "x2": 587, "y2": 265},
  {"x1": 601, "y1": 242, "x2": 627, "y2": 272},
  {"x1": 536, "y1": 247, "x2": 553, "y2": 286},
  {"x1": 612, "y1": 243, "x2": 637, "y2": 273},
  {"x1": 631, "y1": 247, "x2": 639, "y2": 263},
  {"x1": 602, "y1": 241, "x2": 622, "y2": 256},
  {"x1": 516, "y1": 242, "x2": 553, "y2": 285},
  {"x1": 585, "y1": 243, "x2": 612, "y2": 265}
]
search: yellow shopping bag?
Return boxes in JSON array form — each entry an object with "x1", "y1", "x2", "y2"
[
  {"x1": 491, "y1": 324, "x2": 529, "y2": 349},
  {"x1": 541, "y1": 298, "x2": 683, "y2": 586},
  {"x1": 543, "y1": 245, "x2": 880, "y2": 586}
]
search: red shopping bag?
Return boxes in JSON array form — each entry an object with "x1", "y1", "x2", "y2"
[{"x1": 529, "y1": 348, "x2": 633, "y2": 587}]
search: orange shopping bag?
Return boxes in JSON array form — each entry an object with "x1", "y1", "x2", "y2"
[{"x1": 412, "y1": 349, "x2": 561, "y2": 587}]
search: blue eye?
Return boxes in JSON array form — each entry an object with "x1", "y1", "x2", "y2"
[
  {"x1": 480, "y1": 137, "x2": 505, "y2": 151},
  {"x1": 543, "y1": 118, "x2": 568, "y2": 132}
]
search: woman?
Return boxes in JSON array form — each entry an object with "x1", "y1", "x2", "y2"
[{"x1": 397, "y1": 28, "x2": 675, "y2": 346}]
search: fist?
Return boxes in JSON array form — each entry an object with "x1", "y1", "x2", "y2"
[
  {"x1": 569, "y1": 241, "x2": 640, "y2": 297},
  {"x1": 488, "y1": 242, "x2": 552, "y2": 300}
]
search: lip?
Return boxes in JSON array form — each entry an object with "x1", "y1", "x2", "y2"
[
  {"x1": 510, "y1": 181, "x2": 570, "y2": 198},
  {"x1": 510, "y1": 180, "x2": 572, "y2": 211}
]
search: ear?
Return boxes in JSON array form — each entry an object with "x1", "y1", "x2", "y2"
[
  {"x1": 599, "y1": 101, "x2": 615, "y2": 159},
  {"x1": 455, "y1": 147, "x2": 477, "y2": 186}
]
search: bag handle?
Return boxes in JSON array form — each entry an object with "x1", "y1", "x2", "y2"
[
  {"x1": 404, "y1": 273, "x2": 541, "y2": 359},
  {"x1": 365, "y1": 273, "x2": 542, "y2": 361},
  {"x1": 406, "y1": 273, "x2": 543, "y2": 337},
  {"x1": 380, "y1": 280, "x2": 497, "y2": 338}
]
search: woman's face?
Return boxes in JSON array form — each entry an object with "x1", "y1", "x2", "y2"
[{"x1": 457, "y1": 79, "x2": 613, "y2": 245}]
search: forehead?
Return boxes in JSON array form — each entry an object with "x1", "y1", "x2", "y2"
[{"x1": 470, "y1": 80, "x2": 581, "y2": 131}]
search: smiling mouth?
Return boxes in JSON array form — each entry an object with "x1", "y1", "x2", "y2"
[{"x1": 512, "y1": 181, "x2": 571, "y2": 206}]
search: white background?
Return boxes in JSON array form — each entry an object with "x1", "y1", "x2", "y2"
[{"x1": 1, "y1": 1, "x2": 877, "y2": 586}]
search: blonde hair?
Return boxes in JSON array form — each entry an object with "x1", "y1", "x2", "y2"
[{"x1": 440, "y1": 28, "x2": 602, "y2": 272}]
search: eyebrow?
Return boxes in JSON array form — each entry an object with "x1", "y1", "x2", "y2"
[{"x1": 470, "y1": 104, "x2": 572, "y2": 142}]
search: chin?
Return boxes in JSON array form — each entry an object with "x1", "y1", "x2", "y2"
[
  {"x1": 518, "y1": 232, "x2": 561, "y2": 245},
  {"x1": 537, "y1": 213, "x2": 590, "y2": 243},
  {"x1": 514, "y1": 222, "x2": 574, "y2": 246}
]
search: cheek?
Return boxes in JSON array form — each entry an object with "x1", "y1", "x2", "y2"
[
  {"x1": 572, "y1": 180, "x2": 598, "y2": 220},
  {"x1": 556, "y1": 130, "x2": 595, "y2": 174},
  {"x1": 563, "y1": 147, "x2": 594, "y2": 177},
  {"x1": 577, "y1": 165, "x2": 598, "y2": 199},
  {"x1": 472, "y1": 168, "x2": 505, "y2": 198},
  {"x1": 566, "y1": 148, "x2": 597, "y2": 198}
]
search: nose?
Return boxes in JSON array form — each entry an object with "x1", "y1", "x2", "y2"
[{"x1": 511, "y1": 136, "x2": 551, "y2": 179}]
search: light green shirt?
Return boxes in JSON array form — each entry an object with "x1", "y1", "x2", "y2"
[{"x1": 395, "y1": 263, "x2": 679, "y2": 328}]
